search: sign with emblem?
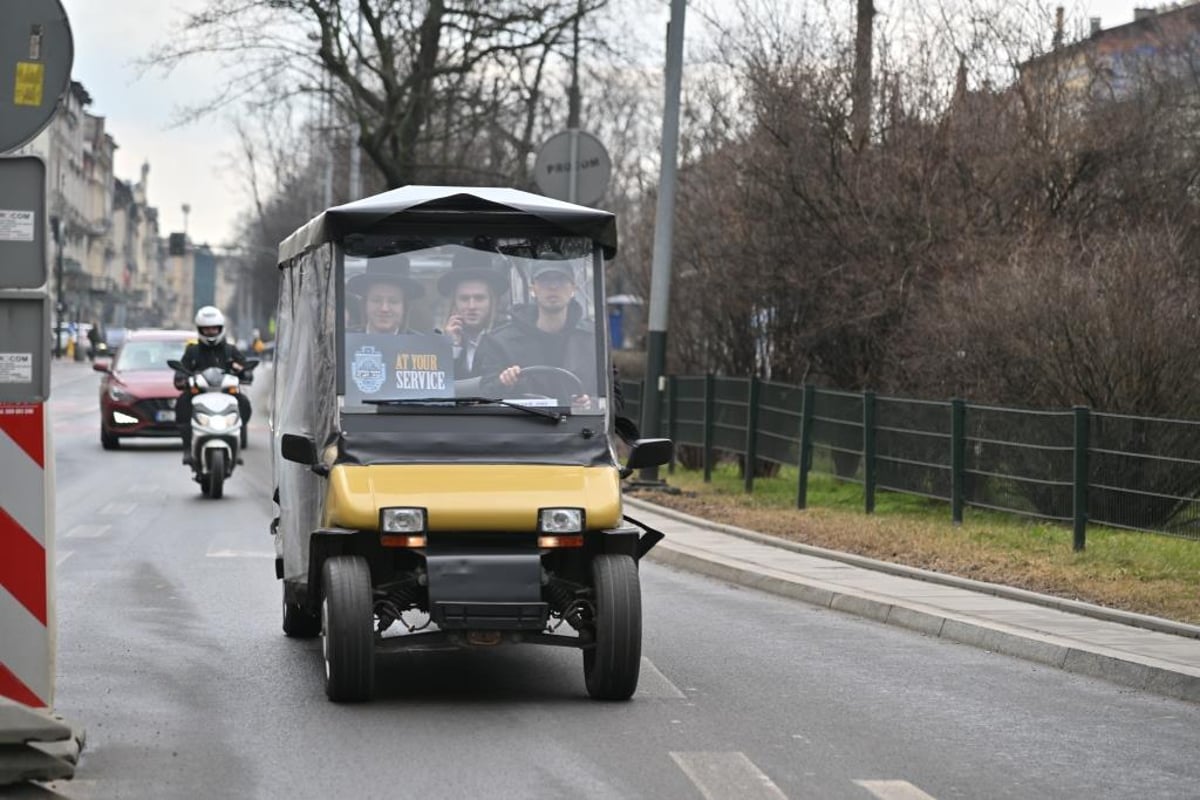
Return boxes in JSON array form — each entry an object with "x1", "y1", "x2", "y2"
[{"x1": 344, "y1": 334, "x2": 455, "y2": 407}]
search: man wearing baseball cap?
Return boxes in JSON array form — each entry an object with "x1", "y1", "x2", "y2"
[{"x1": 474, "y1": 260, "x2": 597, "y2": 404}]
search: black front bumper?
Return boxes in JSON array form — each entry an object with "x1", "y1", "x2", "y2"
[{"x1": 426, "y1": 552, "x2": 547, "y2": 631}]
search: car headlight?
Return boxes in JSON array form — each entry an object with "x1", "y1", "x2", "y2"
[
  {"x1": 538, "y1": 508, "x2": 583, "y2": 533},
  {"x1": 108, "y1": 385, "x2": 133, "y2": 403},
  {"x1": 380, "y1": 507, "x2": 427, "y2": 533}
]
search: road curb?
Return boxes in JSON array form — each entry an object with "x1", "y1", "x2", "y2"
[
  {"x1": 628, "y1": 495, "x2": 1200, "y2": 703},
  {"x1": 624, "y1": 495, "x2": 1200, "y2": 640},
  {"x1": 645, "y1": 533, "x2": 1200, "y2": 704}
]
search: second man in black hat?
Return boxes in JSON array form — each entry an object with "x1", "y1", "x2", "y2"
[{"x1": 436, "y1": 251, "x2": 509, "y2": 378}]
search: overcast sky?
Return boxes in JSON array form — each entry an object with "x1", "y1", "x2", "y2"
[{"x1": 58, "y1": 0, "x2": 1146, "y2": 248}]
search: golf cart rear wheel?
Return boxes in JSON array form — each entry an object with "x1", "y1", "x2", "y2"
[
  {"x1": 322, "y1": 555, "x2": 374, "y2": 702},
  {"x1": 282, "y1": 592, "x2": 320, "y2": 638},
  {"x1": 583, "y1": 554, "x2": 642, "y2": 701}
]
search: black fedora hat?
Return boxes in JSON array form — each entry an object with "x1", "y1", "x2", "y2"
[
  {"x1": 347, "y1": 254, "x2": 425, "y2": 300},
  {"x1": 436, "y1": 250, "x2": 510, "y2": 297}
]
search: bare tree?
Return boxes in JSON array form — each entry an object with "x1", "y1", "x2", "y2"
[{"x1": 149, "y1": 0, "x2": 609, "y2": 188}]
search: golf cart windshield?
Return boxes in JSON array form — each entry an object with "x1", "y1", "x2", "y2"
[{"x1": 340, "y1": 235, "x2": 605, "y2": 417}]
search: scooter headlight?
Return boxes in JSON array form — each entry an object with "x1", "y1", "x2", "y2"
[
  {"x1": 193, "y1": 411, "x2": 210, "y2": 426},
  {"x1": 209, "y1": 415, "x2": 229, "y2": 431},
  {"x1": 538, "y1": 508, "x2": 583, "y2": 533},
  {"x1": 381, "y1": 507, "x2": 427, "y2": 534}
]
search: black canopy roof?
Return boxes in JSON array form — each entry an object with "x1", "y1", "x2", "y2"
[{"x1": 277, "y1": 186, "x2": 618, "y2": 263}]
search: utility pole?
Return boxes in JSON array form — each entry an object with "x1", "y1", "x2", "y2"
[{"x1": 638, "y1": 0, "x2": 686, "y2": 483}]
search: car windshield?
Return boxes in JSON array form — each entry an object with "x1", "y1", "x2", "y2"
[
  {"x1": 341, "y1": 236, "x2": 605, "y2": 416},
  {"x1": 115, "y1": 340, "x2": 189, "y2": 372}
]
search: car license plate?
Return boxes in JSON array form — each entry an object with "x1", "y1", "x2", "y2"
[{"x1": 156, "y1": 410, "x2": 175, "y2": 422}]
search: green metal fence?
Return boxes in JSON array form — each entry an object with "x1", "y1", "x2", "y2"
[{"x1": 619, "y1": 376, "x2": 1200, "y2": 547}]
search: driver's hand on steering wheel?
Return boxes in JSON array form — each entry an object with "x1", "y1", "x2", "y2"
[{"x1": 498, "y1": 365, "x2": 521, "y2": 387}]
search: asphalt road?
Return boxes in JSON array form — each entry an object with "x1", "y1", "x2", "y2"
[{"x1": 27, "y1": 361, "x2": 1200, "y2": 799}]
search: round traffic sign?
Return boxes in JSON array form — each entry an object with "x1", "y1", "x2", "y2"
[
  {"x1": 534, "y1": 130, "x2": 612, "y2": 206},
  {"x1": 0, "y1": 0, "x2": 74, "y2": 154}
]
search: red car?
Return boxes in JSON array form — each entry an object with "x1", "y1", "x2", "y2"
[{"x1": 96, "y1": 329, "x2": 194, "y2": 450}]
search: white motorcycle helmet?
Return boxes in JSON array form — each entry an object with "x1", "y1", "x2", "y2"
[{"x1": 194, "y1": 305, "x2": 226, "y2": 346}]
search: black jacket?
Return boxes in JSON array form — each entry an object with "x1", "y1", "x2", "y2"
[
  {"x1": 474, "y1": 303, "x2": 597, "y2": 396},
  {"x1": 176, "y1": 340, "x2": 246, "y2": 390}
]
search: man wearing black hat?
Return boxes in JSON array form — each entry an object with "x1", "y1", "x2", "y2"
[
  {"x1": 346, "y1": 254, "x2": 426, "y2": 335},
  {"x1": 436, "y1": 252, "x2": 509, "y2": 378},
  {"x1": 474, "y1": 261, "x2": 597, "y2": 404}
]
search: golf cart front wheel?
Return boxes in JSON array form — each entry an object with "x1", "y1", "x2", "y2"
[
  {"x1": 583, "y1": 554, "x2": 642, "y2": 701},
  {"x1": 322, "y1": 555, "x2": 375, "y2": 702}
]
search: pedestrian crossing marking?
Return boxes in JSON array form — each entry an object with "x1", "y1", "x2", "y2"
[
  {"x1": 65, "y1": 524, "x2": 109, "y2": 539},
  {"x1": 856, "y1": 780, "x2": 937, "y2": 800},
  {"x1": 670, "y1": 752, "x2": 787, "y2": 800}
]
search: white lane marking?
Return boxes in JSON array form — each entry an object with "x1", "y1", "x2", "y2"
[
  {"x1": 56, "y1": 551, "x2": 74, "y2": 566},
  {"x1": 206, "y1": 548, "x2": 275, "y2": 558},
  {"x1": 855, "y1": 780, "x2": 937, "y2": 800},
  {"x1": 670, "y1": 752, "x2": 788, "y2": 800},
  {"x1": 638, "y1": 657, "x2": 686, "y2": 699},
  {"x1": 65, "y1": 524, "x2": 110, "y2": 539},
  {"x1": 99, "y1": 501, "x2": 137, "y2": 515}
]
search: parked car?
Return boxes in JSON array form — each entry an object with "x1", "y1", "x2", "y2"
[{"x1": 95, "y1": 329, "x2": 194, "y2": 450}]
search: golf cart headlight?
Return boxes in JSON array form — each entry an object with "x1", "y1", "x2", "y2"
[
  {"x1": 381, "y1": 507, "x2": 426, "y2": 533},
  {"x1": 539, "y1": 508, "x2": 583, "y2": 533}
]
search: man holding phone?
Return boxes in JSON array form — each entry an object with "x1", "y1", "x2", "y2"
[{"x1": 436, "y1": 251, "x2": 509, "y2": 378}]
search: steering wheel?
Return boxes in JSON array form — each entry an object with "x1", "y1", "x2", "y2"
[{"x1": 512, "y1": 365, "x2": 586, "y2": 402}]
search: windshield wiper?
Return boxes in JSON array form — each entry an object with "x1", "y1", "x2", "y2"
[{"x1": 364, "y1": 396, "x2": 565, "y2": 422}]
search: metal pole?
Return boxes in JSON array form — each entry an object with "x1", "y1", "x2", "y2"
[
  {"x1": 796, "y1": 384, "x2": 815, "y2": 509},
  {"x1": 863, "y1": 390, "x2": 876, "y2": 513},
  {"x1": 349, "y1": 7, "x2": 363, "y2": 200},
  {"x1": 323, "y1": 74, "x2": 334, "y2": 208},
  {"x1": 1073, "y1": 405, "x2": 1089, "y2": 552},
  {"x1": 951, "y1": 398, "x2": 965, "y2": 524},
  {"x1": 638, "y1": 0, "x2": 686, "y2": 482},
  {"x1": 567, "y1": 0, "x2": 582, "y2": 204},
  {"x1": 52, "y1": 217, "x2": 64, "y2": 358}
]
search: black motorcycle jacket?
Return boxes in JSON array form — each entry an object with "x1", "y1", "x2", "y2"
[{"x1": 175, "y1": 341, "x2": 247, "y2": 390}]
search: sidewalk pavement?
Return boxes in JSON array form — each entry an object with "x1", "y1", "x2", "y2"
[{"x1": 627, "y1": 495, "x2": 1200, "y2": 704}]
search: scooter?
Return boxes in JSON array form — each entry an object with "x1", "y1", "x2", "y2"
[{"x1": 168, "y1": 359, "x2": 258, "y2": 499}]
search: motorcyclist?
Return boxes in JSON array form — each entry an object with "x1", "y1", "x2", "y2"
[{"x1": 174, "y1": 306, "x2": 250, "y2": 465}]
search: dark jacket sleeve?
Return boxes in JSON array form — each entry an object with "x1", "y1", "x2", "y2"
[
  {"x1": 176, "y1": 343, "x2": 197, "y2": 390},
  {"x1": 226, "y1": 343, "x2": 247, "y2": 365}
]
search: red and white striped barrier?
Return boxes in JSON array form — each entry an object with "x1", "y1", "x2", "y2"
[{"x1": 0, "y1": 402, "x2": 53, "y2": 708}]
